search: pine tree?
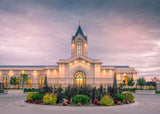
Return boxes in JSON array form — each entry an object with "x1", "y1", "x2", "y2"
[
  {"x1": 44, "y1": 74, "x2": 48, "y2": 86},
  {"x1": 113, "y1": 75, "x2": 117, "y2": 88}
]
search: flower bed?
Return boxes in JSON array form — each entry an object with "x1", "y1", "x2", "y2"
[{"x1": 25, "y1": 85, "x2": 135, "y2": 107}]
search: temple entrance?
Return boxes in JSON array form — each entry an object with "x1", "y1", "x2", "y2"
[
  {"x1": 74, "y1": 71, "x2": 86, "y2": 87},
  {"x1": 123, "y1": 76, "x2": 129, "y2": 85}
]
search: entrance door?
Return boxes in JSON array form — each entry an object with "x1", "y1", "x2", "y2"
[{"x1": 74, "y1": 71, "x2": 85, "y2": 87}]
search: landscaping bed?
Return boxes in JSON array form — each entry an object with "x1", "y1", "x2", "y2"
[{"x1": 25, "y1": 85, "x2": 135, "y2": 107}]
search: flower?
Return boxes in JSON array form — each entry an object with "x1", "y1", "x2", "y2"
[
  {"x1": 114, "y1": 100, "x2": 122, "y2": 105},
  {"x1": 94, "y1": 99, "x2": 98, "y2": 104},
  {"x1": 34, "y1": 100, "x2": 39, "y2": 104},
  {"x1": 124, "y1": 100, "x2": 130, "y2": 104},
  {"x1": 63, "y1": 102, "x2": 66, "y2": 106},
  {"x1": 96, "y1": 102, "x2": 101, "y2": 106},
  {"x1": 67, "y1": 100, "x2": 70, "y2": 104},
  {"x1": 26, "y1": 99, "x2": 31, "y2": 102},
  {"x1": 78, "y1": 103, "x2": 82, "y2": 106}
]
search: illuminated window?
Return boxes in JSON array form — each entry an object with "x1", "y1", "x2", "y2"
[
  {"x1": 39, "y1": 77, "x2": 44, "y2": 87},
  {"x1": 77, "y1": 40, "x2": 83, "y2": 55},
  {"x1": 74, "y1": 72, "x2": 85, "y2": 87},
  {"x1": 3, "y1": 77, "x2": 8, "y2": 88},
  {"x1": 27, "y1": 77, "x2": 32, "y2": 88}
]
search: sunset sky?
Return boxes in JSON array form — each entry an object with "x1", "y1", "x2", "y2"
[{"x1": 0, "y1": 0, "x2": 160, "y2": 80}]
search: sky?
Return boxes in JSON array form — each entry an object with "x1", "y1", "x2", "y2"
[{"x1": 0, "y1": 0, "x2": 160, "y2": 80}]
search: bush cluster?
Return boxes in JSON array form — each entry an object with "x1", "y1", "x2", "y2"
[
  {"x1": 24, "y1": 88, "x2": 39, "y2": 92},
  {"x1": 43, "y1": 94, "x2": 57, "y2": 105},
  {"x1": 26, "y1": 92, "x2": 35, "y2": 100},
  {"x1": 72, "y1": 95, "x2": 89, "y2": 105},
  {"x1": 123, "y1": 93, "x2": 134, "y2": 102},
  {"x1": 114, "y1": 94, "x2": 125, "y2": 102},
  {"x1": 100, "y1": 95, "x2": 114, "y2": 106},
  {"x1": 31, "y1": 93, "x2": 44, "y2": 102}
]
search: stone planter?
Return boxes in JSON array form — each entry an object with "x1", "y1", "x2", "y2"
[
  {"x1": 4, "y1": 89, "x2": 24, "y2": 94},
  {"x1": 135, "y1": 90, "x2": 155, "y2": 95}
]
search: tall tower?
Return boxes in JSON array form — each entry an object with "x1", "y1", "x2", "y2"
[{"x1": 71, "y1": 21, "x2": 88, "y2": 57}]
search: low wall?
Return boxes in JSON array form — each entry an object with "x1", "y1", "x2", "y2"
[
  {"x1": 135, "y1": 90, "x2": 155, "y2": 95},
  {"x1": 156, "y1": 83, "x2": 160, "y2": 91},
  {"x1": 4, "y1": 90, "x2": 24, "y2": 94}
]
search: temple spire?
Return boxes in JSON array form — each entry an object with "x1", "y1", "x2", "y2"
[{"x1": 79, "y1": 20, "x2": 81, "y2": 26}]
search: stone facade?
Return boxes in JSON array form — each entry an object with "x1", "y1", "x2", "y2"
[{"x1": 0, "y1": 24, "x2": 137, "y2": 88}]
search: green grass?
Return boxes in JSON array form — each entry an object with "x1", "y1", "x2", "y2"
[{"x1": 156, "y1": 91, "x2": 160, "y2": 94}]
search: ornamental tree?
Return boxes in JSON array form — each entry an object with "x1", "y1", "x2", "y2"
[
  {"x1": 137, "y1": 77, "x2": 146, "y2": 88},
  {"x1": 10, "y1": 76, "x2": 18, "y2": 88},
  {"x1": 20, "y1": 73, "x2": 28, "y2": 89},
  {"x1": 127, "y1": 77, "x2": 135, "y2": 86}
]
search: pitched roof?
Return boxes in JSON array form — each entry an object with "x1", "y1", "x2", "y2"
[{"x1": 72, "y1": 25, "x2": 87, "y2": 40}]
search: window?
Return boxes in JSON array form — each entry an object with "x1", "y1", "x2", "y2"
[
  {"x1": 77, "y1": 40, "x2": 83, "y2": 55},
  {"x1": 27, "y1": 77, "x2": 32, "y2": 88},
  {"x1": 3, "y1": 77, "x2": 8, "y2": 88},
  {"x1": 39, "y1": 77, "x2": 44, "y2": 87},
  {"x1": 74, "y1": 71, "x2": 85, "y2": 87}
]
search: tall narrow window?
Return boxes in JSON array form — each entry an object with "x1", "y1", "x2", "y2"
[
  {"x1": 27, "y1": 77, "x2": 32, "y2": 88},
  {"x1": 3, "y1": 77, "x2": 8, "y2": 88},
  {"x1": 39, "y1": 77, "x2": 44, "y2": 87},
  {"x1": 77, "y1": 40, "x2": 83, "y2": 55}
]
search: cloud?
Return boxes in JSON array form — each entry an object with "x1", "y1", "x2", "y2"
[{"x1": 0, "y1": 0, "x2": 160, "y2": 78}]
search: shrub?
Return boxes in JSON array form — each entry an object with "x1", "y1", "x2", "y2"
[
  {"x1": 43, "y1": 94, "x2": 57, "y2": 105},
  {"x1": 26, "y1": 92, "x2": 35, "y2": 100},
  {"x1": 123, "y1": 93, "x2": 134, "y2": 102},
  {"x1": 32, "y1": 93, "x2": 44, "y2": 102},
  {"x1": 100, "y1": 95, "x2": 114, "y2": 106},
  {"x1": 72, "y1": 95, "x2": 89, "y2": 105},
  {"x1": 107, "y1": 86, "x2": 119, "y2": 98},
  {"x1": 114, "y1": 94, "x2": 125, "y2": 103}
]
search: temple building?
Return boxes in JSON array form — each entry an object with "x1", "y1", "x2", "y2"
[{"x1": 0, "y1": 23, "x2": 137, "y2": 88}]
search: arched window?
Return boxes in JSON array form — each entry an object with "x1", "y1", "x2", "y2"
[
  {"x1": 77, "y1": 40, "x2": 83, "y2": 55},
  {"x1": 74, "y1": 71, "x2": 85, "y2": 87}
]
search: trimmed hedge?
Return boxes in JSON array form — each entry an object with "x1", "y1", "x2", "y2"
[
  {"x1": 31, "y1": 93, "x2": 44, "y2": 101},
  {"x1": 72, "y1": 95, "x2": 89, "y2": 105},
  {"x1": 114, "y1": 94, "x2": 125, "y2": 103},
  {"x1": 24, "y1": 88, "x2": 39, "y2": 92}
]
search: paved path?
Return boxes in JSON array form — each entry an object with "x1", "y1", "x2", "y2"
[{"x1": 0, "y1": 93, "x2": 160, "y2": 114}]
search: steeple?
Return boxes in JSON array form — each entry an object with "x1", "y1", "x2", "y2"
[
  {"x1": 72, "y1": 21, "x2": 87, "y2": 40},
  {"x1": 71, "y1": 21, "x2": 88, "y2": 57}
]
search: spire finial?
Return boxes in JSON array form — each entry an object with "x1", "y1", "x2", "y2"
[{"x1": 79, "y1": 20, "x2": 81, "y2": 26}]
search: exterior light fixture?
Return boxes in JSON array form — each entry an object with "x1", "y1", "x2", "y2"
[{"x1": 74, "y1": 60, "x2": 77, "y2": 63}]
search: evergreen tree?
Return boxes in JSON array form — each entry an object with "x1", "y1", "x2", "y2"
[
  {"x1": 113, "y1": 75, "x2": 117, "y2": 88},
  {"x1": 44, "y1": 74, "x2": 48, "y2": 86}
]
